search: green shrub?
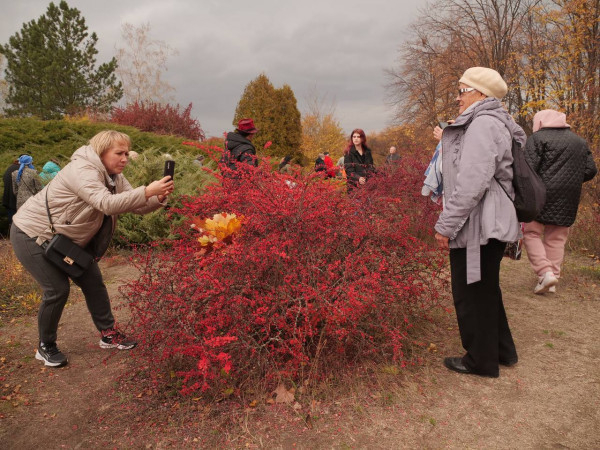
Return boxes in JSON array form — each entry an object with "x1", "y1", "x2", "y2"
[
  {"x1": 0, "y1": 117, "x2": 221, "y2": 238},
  {"x1": 113, "y1": 148, "x2": 219, "y2": 246}
]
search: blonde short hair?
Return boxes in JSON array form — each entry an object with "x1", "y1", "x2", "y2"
[{"x1": 89, "y1": 130, "x2": 131, "y2": 156}]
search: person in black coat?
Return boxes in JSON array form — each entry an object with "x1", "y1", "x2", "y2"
[
  {"x1": 343, "y1": 128, "x2": 375, "y2": 192},
  {"x1": 522, "y1": 109, "x2": 597, "y2": 295},
  {"x1": 2, "y1": 157, "x2": 21, "y2": 231},
  {"x1": 314, "y1": 153, "x2": 326, "y2": 173},
  {"x1": 220, "y1": 118, "x2": 259, "y2": 175}
]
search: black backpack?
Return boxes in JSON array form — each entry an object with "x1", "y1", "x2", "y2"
[{"x1": 496, "y1": 138, "x2": 546, "y2": 223}]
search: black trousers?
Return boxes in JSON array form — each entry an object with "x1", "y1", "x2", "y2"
[
  {"x1": 10, "y1": 225, "x2": 115, "y2": 344},
  {"x1": 449, "y1": 239, "x2": 518, "y2": 377}
]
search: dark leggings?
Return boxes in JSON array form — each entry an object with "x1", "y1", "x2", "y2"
[{"x1": 10, "y1": 224, "x2": 114, "y2": 344}]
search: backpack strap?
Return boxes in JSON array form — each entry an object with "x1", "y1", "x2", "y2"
[
  {"x1": 493, "y1": 137, "x2": 518, "y2": 204},
  {"x1": 494, "y1": 174, "x2": 512, "y2": 201}
]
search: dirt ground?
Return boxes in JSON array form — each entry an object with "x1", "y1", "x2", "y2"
[{"x1": 1, "y1": 248, "x2": 599, "y2": 449}]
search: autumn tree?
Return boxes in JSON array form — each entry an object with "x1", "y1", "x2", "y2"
[
  {"x1": 300, "y1": 89, "x2": 346, "y2": 164},
  {"x1": 387, "y1": 0, "x2": 598, "y2": 234},
  {"x1": 387, "y1": 0, "x2": 543, "y2": 130},
  {"x1": 541, "y1": 0, "x2": 599, "y2": 147},
  {"x1": 385, "y1": 33, "x2": 459, "y2": 131},
  {"x1": 115, "y1": 22, "x2": 176, "y2": 105},
  {"x1": 233, "y1": 73, "x2": 302, "y2": 161},
  {"x1": 0, "y1": 1, "x2": 122, "y2": 119},
  {"x1": 367, "y1": 125, "x2": 426, "y2": 165}
]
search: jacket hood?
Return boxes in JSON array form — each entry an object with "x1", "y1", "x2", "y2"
[
  {"x1": 71, "y1": 145, "x2": 115, "y2": 188},
  {"x1": 226, "y1": 131, "x2": 253, "y2": 148},
  {"x1": 533, "y1": 109, "x2": 570, "y2": 132},
  {"x1": 41, "y1": 161, "x2": 61, "y2": 174},
  {"x1": 452, "y1": 98, "x2": 526, "y2": 146}
]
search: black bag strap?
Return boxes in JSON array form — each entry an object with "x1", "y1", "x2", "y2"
[
  {"x1": 494, "y1": 173, "x2": 512, "y2": 203},
  {"x1": 45, "y1": 188, "x2": 56, "y2": 234}
]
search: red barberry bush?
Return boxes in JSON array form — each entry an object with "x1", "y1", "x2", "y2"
[
  {"x1": 123, "y1": 156, "x2": 447, "y2": 396},
  {"x1": 110, "y1": 101, "x2": 205, "y2": 141}
]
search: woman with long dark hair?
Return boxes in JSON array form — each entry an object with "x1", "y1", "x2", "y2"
[{"x1": 343, "y1": 128, "x2": 375, "y2": 192}]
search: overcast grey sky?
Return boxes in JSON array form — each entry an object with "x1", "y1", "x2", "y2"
[{"x1": 0, "y1": 0, "x2": 421, "y2": 138}]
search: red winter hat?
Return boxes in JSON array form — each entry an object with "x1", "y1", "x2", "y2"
[{"x1": 236, "y1": 118, "x2": 259, "y2": 134}]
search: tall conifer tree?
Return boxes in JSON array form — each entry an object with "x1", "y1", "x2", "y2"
[
  {"x1": 234, "y1": 74, "x2": 302, "y2": 161},
  {"x1": 0, "y1": 1, "x2": 122, "y2": 119}
]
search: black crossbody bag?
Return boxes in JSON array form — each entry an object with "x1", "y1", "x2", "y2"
[{"x1": 41, "y1": 189, "x2": 94, "y2": 278}]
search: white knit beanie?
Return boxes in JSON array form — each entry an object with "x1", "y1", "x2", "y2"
[{"x1": 459, "y1": 67, "x2": 508, "y2": 99}]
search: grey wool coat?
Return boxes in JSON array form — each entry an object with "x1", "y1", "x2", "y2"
[{"x1": 435, "y1": 98, "x2": 525, "y2": 284}]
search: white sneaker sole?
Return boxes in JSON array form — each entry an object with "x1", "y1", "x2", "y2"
[
  {"x1": 35, "y1": 350, "x2": 68, "y2": 367},
  {"x1": 99, "y1": 340, "x2": 137, "y2": 350},
  {"x1": 534, "y1": 277, "x2": 558, "y2": 295}
]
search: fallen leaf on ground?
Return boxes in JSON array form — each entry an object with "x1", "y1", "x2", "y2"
[
  {"x1": 305, "y1": 413, "x2": 313, "y2": 429},
  {"x1": 273, "y1": 383, "x2": 295, "y2": 404}
]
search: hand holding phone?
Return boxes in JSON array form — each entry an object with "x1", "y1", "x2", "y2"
[
  {"x1": 438, "y1": 121, "x2": 449, "y2": 130},
  {"x1": 164, "y1": 160, "x2": 175, "y2": 180}
]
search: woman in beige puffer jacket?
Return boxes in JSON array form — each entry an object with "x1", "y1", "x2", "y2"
[{"x1": 10, "y1": 130, "x2": 174, "y2": 368}]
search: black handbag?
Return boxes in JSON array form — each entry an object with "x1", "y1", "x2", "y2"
[
  {"x1": 42, "y1": 234, "x2": 94, "y2": 278},
  {"x1": 42, "y1": 189, "x2": 94, "y2": 278}
]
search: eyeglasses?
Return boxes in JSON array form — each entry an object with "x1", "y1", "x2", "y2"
[{"x1": 458, "y1": 87, "x2": 477, "y2": 97}]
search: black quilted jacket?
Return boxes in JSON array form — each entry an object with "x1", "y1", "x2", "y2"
[
  {"x1": 524, "y1": 128, "x2": 597, "y2": 226},
  {"x1": 220, "y1": 132, "x2": 257, "y2": 171}
]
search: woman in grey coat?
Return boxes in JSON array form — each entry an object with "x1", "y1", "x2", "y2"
[{"x1": 434, "y1": 67, "x2": 523, "y2": 378}]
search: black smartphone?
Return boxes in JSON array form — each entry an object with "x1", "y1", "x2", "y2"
[
  {"x1": 164, "y1": 160, "x2": 175, "y2": 180},
  {"x1": 439, "y1": 121, "x2": 449, "y2": 129}
]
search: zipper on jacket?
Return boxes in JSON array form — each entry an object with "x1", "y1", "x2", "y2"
[{"x1": 66, "y1": 201, "x2": 88, "y2": 224}]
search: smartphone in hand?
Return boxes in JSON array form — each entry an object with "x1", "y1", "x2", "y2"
[
  {"x1": 439, "y1": 121, "x2": 449, "y2": 130},
  {"x1": 164, "y1": 160, "x2": 175, "y2": 180}
]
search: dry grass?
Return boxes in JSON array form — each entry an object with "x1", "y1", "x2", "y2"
[
  {"x1": 0, "y1": 240, "x2": 41, "y2": 325},
  {"x1": 0, "y1": 239, "x2": 91, "y2": 326},
  {"x1": 569, "y1": 199, "x2": 600, "y2": 258}
]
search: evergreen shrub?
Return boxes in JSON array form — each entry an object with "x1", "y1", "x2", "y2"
[
  {"x1": 113, "y1": 146, "x2": 219, "y2": 246},
  {"x1": 0, "y1": 118, "x2": 217, "y2": 237}
]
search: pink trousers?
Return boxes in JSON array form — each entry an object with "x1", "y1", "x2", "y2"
[{"x1": 522, "y1": 221, "x2": 570, "y2": 277}]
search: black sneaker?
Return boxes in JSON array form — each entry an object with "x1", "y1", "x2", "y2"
[
  {"x1": 35, "y1": 342, "x2": 68, "y2": 367},
  {"x1": 99, "y1": 328, "x2": 137, "y2": 350}
]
